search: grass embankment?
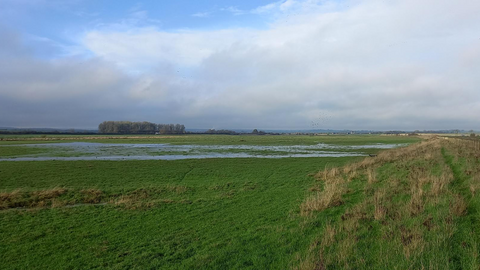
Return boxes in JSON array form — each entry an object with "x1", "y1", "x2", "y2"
[
  {"x1": 298, "y1": 137, "x2": 480, "y2": 269},
  {"x1": 1, "y1": 157, "x2": 361, "y2": 269}
]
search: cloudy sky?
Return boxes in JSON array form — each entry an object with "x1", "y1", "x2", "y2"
[{"x1": 1, "y1": 0, "x2": 479, "y2": 130}]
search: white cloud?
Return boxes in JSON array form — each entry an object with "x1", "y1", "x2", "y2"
[
  {"x1": 251, "y1": 2, "x2": 280, "y2": 14},
  {"x1": 82, "y1": 27, "x2": 261, "y2": 70},
  {"x1": 222, "y1": 6, "x2": 246, "y2": 16},
  {"x1": 251, "y1": 0, "x2": 298, "y2": 14},
  {"x1": 192, "y1": 12, "x2": 211, "y2": 18},
  {"x1": 2, "y1": 0, "x2": 480, "y2": 130}
]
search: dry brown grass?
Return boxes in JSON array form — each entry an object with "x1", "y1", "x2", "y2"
[
  {"x1": 336, "y1": 237, "x2": 356, "y2": 267},
  {"x1": 80, "y1": 189, "x2": 103, "y2": 203},
  {"x1": 110, "y1": 187, "x2": 189, "y2": 209},
  {"x1": 316, "y1": 167, "x2": 340, "y2": 181},
  {"x1": 469, "y1": 180, "x2": 480, "y2": 197},
  {"x1": 111, "y1": 188, "x2": 152, "y2": 209},
  {"x1": 0, "y1": 189, "x2": 23, "y2": 209},
  {"x1": 294, "y1": 239, "x2": 326, "y2": 270},
  {"x1": 470, "y1": 184, "x2": 476, "y2": 196},
  {"x1": 343, "y1": 163, "x2": 359, "y2": 176},
  {"x1": 0, "y1": 189, "x2": 22, "y2": 201},
  {"x1": 347, "y1": 170, "x2": 358, "y2": 182},
  {"x1": 113, "y1": 197, "x2": 157, "y2": 209},
  {"x1": 367, "y1": 167, "x2": 377, "y2": 184},
  {"x1": 400, "y1": 226, "x2": 424, "y2": 258},
  {"x1": 374, "y1": 139, "x2": 442, "y2": 164},
  {"x1": 373, "y1": 189, "x2": 386, "y2": 220},
  {"x1": 301, "y1": 177, "x2": 345, "y2": 216},
  {"x1": 51, "y1": 198, "x2": 68, "y2": 208},
  {"x1": 321, "y1": 224, "x2": 337, "y2": 247},
  {"x1": 113, "y1": 196, "x2": 135, "y2": 206},
  {"x1": 1, "y1": 188, "x2": 70, "y2": 209},
  {"x1": 32, "y1": 187, "x2": 67, "y2": 199},
  {"x1": 450, "y1": 194, "x2": 468, "y2": 216},
  {"x1": 430, "y1": 169, "x2": 453, "y2": 197},
  {"x1": 0, "y1": 187, "x2": 113, "y2": 210},
  {"x1": 409, "y1": 184, "x2": 424, "y2": 216}
]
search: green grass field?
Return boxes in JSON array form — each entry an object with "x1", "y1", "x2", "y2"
[
  {"x1": 0, "y1": 134, "x2": 419, "y2": 145},
  {"x1": 5, "y1": 135, "x2": 478, "y2": 269},
  {"x1": 1, "y1": 156, "x2": 361, "y2": 269}
]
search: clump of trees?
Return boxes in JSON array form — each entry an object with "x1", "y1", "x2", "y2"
[
  {"x1": 252, "y1": 129, "x2": 266, "y2": 135},
  {"x1": 157, "y1": 124, "x2": 186, "y2": 134},
  {"x1": 98, "y1": 121, "x2": 185, "y2": 134}
]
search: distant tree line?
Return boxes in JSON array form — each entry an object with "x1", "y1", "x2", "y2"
[
  {"x1": 0, "y1": 130, "x2": 97, "y2": 135},
  {"x1": 98, "y1": 121, "x2": 185, "y2": 134},
  {"x1": 251, "y1": 129, "x2": 266, "y2": 135},
  {"x1": 202, "y1": 129, "x2": 270, "y2": 135},
  {"x1": 205, "y1": 129, "x2": 238, "y2": 135},
  {"x1": 158, "y1": 124, "x2": 186, "y2": 134}
]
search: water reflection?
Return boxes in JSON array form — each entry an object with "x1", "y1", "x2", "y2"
[{"x1": 0, "y1": 142, "x2": 406, "y2": 161}]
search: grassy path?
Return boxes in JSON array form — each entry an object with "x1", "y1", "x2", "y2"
[{"x1": 442, "y1": 147, "x2": 480, "y2": 269}]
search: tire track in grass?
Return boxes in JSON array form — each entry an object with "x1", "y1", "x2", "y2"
[
  {"x1": 179, "y1": 166, "x2": 195, "y2": 182},
  {"x1": 442, "y1": 147, "x2": 480, "y2": 269}
]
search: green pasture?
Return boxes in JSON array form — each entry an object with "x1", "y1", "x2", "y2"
[
  {"x1": 1, "y1": 157, "x2": 359, "y2": 269},
  {"x1": 0, "y1": 134, "x2": 421, "y2": 145}
]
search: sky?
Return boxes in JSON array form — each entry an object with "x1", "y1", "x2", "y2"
[{"x1": 0, "y1": 0, "x2": 479, "y2": 130}]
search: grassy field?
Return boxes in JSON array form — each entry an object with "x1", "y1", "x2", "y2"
[
  {"x1": 5, "y1": 135, "x2": 478, "y2": 269},
  {"x1": 0, "y1": 157, "x2": 361, "y2": 269},
  {"x1": 0, "y1": 134, "x2": 419, "y2": 145}
]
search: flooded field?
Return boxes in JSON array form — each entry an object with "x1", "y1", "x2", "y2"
[
  {"x1": 0, "y1": 142, "x2": 406, "y2": 161},
  {"x1": 0, "y1": 135, "x2": 429, "y2": 270}
]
